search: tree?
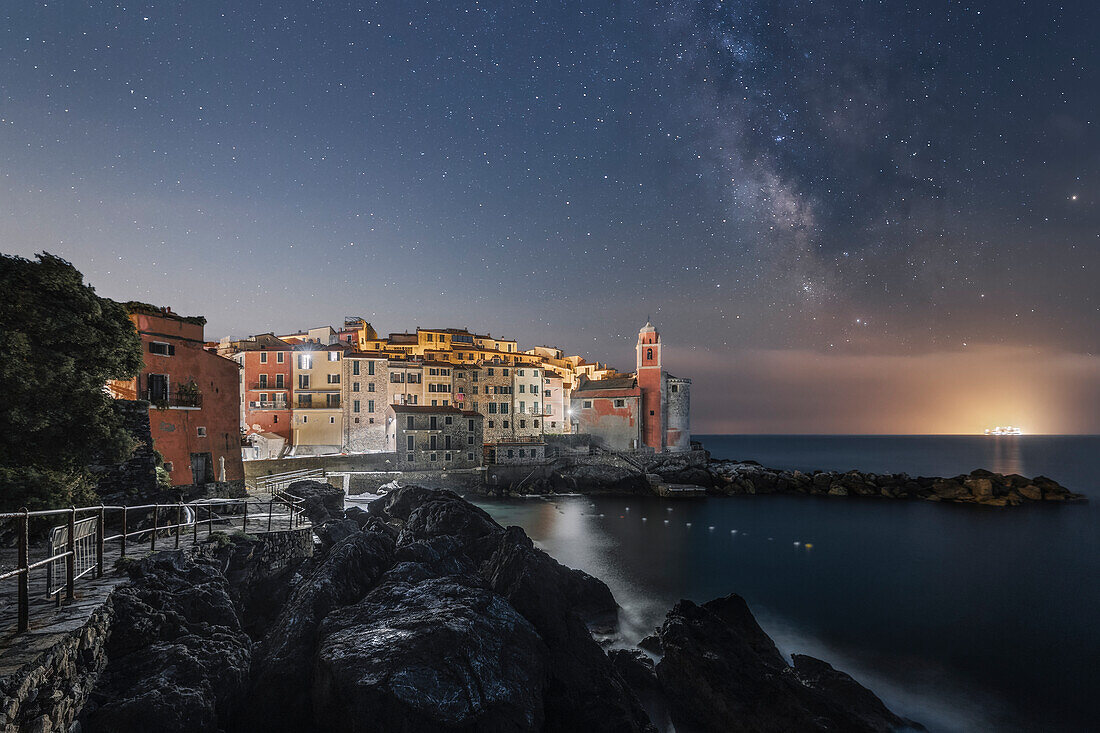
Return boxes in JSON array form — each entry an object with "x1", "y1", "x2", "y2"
[{"x1": 0, "y1": 252, "x2": 143, "y2": 511}]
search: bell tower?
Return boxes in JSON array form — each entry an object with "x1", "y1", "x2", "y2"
[{"x1": 636, "y1": 321, "x2": 664, "y2": 450}]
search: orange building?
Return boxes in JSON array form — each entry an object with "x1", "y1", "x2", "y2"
[
  {"x1": 224, "y1": 333, "x2": 294, "y2": 442},
  {"x1": 109, "y1": 303, "x2": 244, "y2": 488}
]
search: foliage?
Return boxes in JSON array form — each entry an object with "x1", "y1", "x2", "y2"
[
  {"x1": 0, "y1": 252, "x2": 143, "y2": 511},
  {"x1": 156, "y1": 466, "x2": 172, "y2": 490}
]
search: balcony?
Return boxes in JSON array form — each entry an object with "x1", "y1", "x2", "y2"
[
  {"x1": 295, "y1": 400, "x2": 341, "y2": 410},
  {"x1": 248, "y1": 401, "x2": 288, "y2": 410},
  {"x1": 250, "y1": 382, "x2": 287, "y2": 391},
  {"x1": 147, "y1": 389, "x2": 202, "y2": 409}
]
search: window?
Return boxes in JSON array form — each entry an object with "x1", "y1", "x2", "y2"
[
  {"x1": 353, "y1": 361, "x2": 360, "y2": 375},
  {"x1": 650, "y1": 410, "x2": 655, "y2": 415},
  {"x1": 369, "y1": 418, "x2": 375, "y2": 424},
  {"x1": 327, "y1": 374, "x2": 341, "y2": 384},
  {"x1": 273, "y1": 415, "x2": 278, "y2": 423},
  {"x1": 328, "y1": 351, "x2": 340, "y2": 361},
  {"x1": 430, "y1": 416, "x2": 438, "y2": 430},
  {"x1": 519, "y1": 449, "x2": 526, "y2": 457},
  {"x1": 445, "y1": 415, "x2": 453, "y2": 425},
  {"x1": 467, "y1": 453, "x2": 474, "y2": 461},
  {"x1": 500, "y1": 403, "x2": 509, "y2": 414},
  {"x1": 431, "y1": 399, "x2": 438, "y2": 406},
  {"x1": 301, "y1": 415, "x2": 308, "y2": 423},
  {"x1": 615, "y1": 399, "x2": 625, "y2": 408},
  {"x1": 298, "y1": 354, "x2": 312, "y2": 369},
  {"x1": 507, "y1": 449, "x2": 514, "y2": 458},
  {"x1": 488, "y1": 420, "x2": 494, "y2": 428},
  {"x1": 430, "y1": 453, "x2": 437, "y2": 461},
  {"x1": 468, "y1": 419, "x2": 474, "y2": 431},
  {"x1": 503, "y1": 368, "x2": 510, "y2": 376},
  {"x1": 260, "y1": 393, "x2": 268, "y2": 402},
  {"x1": 487, "y1": 368, "x2": 495, "y2": 376},
  {"x1": 352, "y1": 382, "x2": 360, "y2": 392},
  {"x1": 517, "y1": 369, "x2": 524, "y2": 377},
  {"x1": 502, "y1": 420, "x2": 509, "y2": 428},
  {"x1": 298, "y1": 394, "x2": 313, "y2": 408},
  {"x1": 368, "y1": 361, "x2": 375, "y2": 375},
  {"x1": 545, "y1": 405, "x2": 552, "y2": 415},
  {"x1": 406, "y1": 435, "x2": 415, "y2": 450},
  {"x1": 472, "y1": 401, "x2": 479, "y2": 411},
  {"x1": 488, "y1": 403, "x2": 497, "y2": 414},
  {"x1": 276, "y1": 374, "x2": 285, "y2": 388},
  {"x1": 445, "y1": 452, "x2": 452, "y2": 461},
  {"x1": 647, "y1": 348, "x2": 653, "y2": 360},
  {"x1": 368, "y1": 400, "x2": 375, "y2": 413},
  {"x1": 533, "y1": 369, "x2": 539, "y2": 376},
  {"x1": 672, "y1": 385, "x2": 678, "y2": 393},
  {"x1": 276, "y1": 352, "x2": 284, "y2": 363},
  {"x1": 149, "y1": 342, "x2": 174, "y2": 356},
  {"x1": 534, "y1": 420, "x2": 539, "y2": 427},
  {"x1": 329, "y1": 416, "x2": 336, "y2": 424},
  {"x1": 519, "y1": 384, "x2": 525, "y2": 393},
  {"x1": 520, "y1": 420, "x2": 526, "y2": 428},
  {"x1": 299, "y1": 374, "x2": 311, "y2": 389},
  {"x1": 519, "y1": 401, "x2": 526, "y2": 413},
  {"x1": 407, "y1": 454, "x2": 414, "y2": 462},
  {"x1": 327, "y1": 394, "x2": 340, "y2": 408},
  {"x1": 583, "y1": 400, "x2": 592, "y2": 408},
  {"x1": 430, "y1": 435, "x2": 437, "y2": 450},
  {"x1": 353, "y1": 400, "x2": 360, "y2": 413},
  {"x1": 468, "y1": 435, "x2": 474, "y2": 445},
  {"x1": 196, "y1": 426, "x2": 207, "y2": 437},
  {"x1": 260, "y1": 352, "x2": 268, "y2": 363},
  {"x1": 407, "y1": 416, "x2": 415, "y2": 429}
]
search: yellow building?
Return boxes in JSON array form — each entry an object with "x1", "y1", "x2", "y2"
[{"x1": 291, "y1": 343, "x2": 346, "y2": 453}]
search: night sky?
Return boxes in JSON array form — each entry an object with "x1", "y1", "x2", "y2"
[{"x1": 3, "y1": 1, "x2": 1097, "y2": 433}]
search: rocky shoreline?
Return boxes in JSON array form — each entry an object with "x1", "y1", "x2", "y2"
[
  {"x1": 66, "y1": 482, "x2": 920, "y2": 732},
  {"x1": 514, "y1": 452, "x2": 1086, "y2": 506}
]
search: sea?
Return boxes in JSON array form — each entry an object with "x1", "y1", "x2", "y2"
[{"x1": 471, "y1": 435, "x2": 1100, "y2": 733}]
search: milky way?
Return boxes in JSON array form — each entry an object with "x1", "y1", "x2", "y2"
[{"x1": 1, "y1": 1, "x2": 1096, "y2": 431}]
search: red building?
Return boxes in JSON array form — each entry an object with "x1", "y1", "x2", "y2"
[
  {"x1": 225, "y1": 333, "x2": 294, "y2": 442},
  {"x1": 109, "y1": 303, "x2": 245, "y2": 488},
  {"x1": 570, "y1": 322, "x2": 692, "y2": 452}
]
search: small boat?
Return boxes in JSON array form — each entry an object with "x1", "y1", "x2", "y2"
[{"x1": 984, "y1": 426, "x2": 1022, "y2": 436}]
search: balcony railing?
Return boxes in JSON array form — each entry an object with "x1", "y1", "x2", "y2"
[
  {"x1": 147, "y1": 389, "x2": 202, "y2": 408},
  {"x1": 295, "y1": 400, "x2": 341, "y2": 409},
  {"x1": 248, "y1": 401, "x2": 288, "y2": 410},
  {"x1": 250, "y1": 382, "x2": 287, "y2": 391}
]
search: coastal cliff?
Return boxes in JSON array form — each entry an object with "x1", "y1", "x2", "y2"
[{"x1": 65, "y1": 484, "x2": 916, "y2": 732}]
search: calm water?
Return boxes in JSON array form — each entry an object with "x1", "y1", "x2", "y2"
[{"x1": 472, "y1": 435, "x2": 1100, "y2": 733}]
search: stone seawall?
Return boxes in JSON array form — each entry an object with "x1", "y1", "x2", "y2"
[
  {"x1": 339, "y1": 469, "x2": 485, "y2": 495},
  {"x1": 0, "y1": 528, "x2": 313, "y2": 733}
]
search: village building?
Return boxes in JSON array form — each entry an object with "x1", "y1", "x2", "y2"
[
  {"x1": 387, "y1": 359, "x2": 424, "y2": 406},
  {"x1": 386, "y1": 405, "x2": 484, "y2": 470},
  {"x1": 291, "y1": 342, "x2": 346, "y2": 454},
  {"x1": 488, "y1": 439, "x2": 548, "y2": 464},
  {"x1": 108, "y1": 304, "x2": 244, "y2": 487},
  {"x1": 223, "y1": 333, "x2": 294, "y2": 445},
  {"x1": 343, "y1": 353, "x2": 388, "y2": 452}
]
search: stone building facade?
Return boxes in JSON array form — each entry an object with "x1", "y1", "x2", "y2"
[
  {"x1": 343, "y1": 354, "x2": 389, "y2": 452},
  {"x1": 386, "y1": 405, "x2": 483, "y2": 470}
]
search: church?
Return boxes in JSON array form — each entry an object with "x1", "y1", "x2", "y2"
[{"x1": 569, "y1": 322, "x2": 691, "y2": 452}]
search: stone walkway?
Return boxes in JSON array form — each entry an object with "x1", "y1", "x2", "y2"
[{"x1": 0, "y1": 493, "x2": 305, "y2": 643}]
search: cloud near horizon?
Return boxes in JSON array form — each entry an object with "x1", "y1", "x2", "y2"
[{"x1": 678, "y1": 345, "x2": 1100, "y2": 435}]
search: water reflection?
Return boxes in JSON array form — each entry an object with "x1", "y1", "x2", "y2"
[{"x1": 989, "y1": 436, "x2": 1024, "y2": 476}]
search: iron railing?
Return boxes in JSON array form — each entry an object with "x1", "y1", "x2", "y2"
[
  {"x1": 1, "y1": 493, "x2": 308, "y2": 633},
  {"x1": 247, "y1": 467, "x2": 326, "y2": 494}
]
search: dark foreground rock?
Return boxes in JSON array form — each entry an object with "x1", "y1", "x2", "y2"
[
  {"x1": 242, "y1": 485, "x2": 653, "y2": 733},
  {"x1": 80, "y1": 551, "x2": 252, "y2": 733},
  {"x1": 75, "y1": 487, "x2": 919, "y2": 733},
  {"x1": 645, "y1": 594, "x2": 920, "y2": 733}
]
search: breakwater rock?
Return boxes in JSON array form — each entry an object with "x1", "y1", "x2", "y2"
[{"x1": 702, "y1": 461, "x2": 1085, "y2": 506}]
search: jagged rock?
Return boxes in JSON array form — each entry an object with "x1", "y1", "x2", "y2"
[
  {"x1": 285, "y1": 479, "x2": 345, "y2": 524},
  {"x1": 246, "y1": 530, "x2": 396, "y2": 730},
  {"x1": 313, "y1": 574, "x2": 548, "y2": 732},
  {"x1": 653, "y1": 594, "x2": 916, "y2": 733},
  {"x1": 81, "y1": 551, "x2": 251, "y2": 733}
]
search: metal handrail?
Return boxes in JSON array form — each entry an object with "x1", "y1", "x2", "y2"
[{"x1": 1, "y1": 493, "x2": 310, "y2": 634}]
